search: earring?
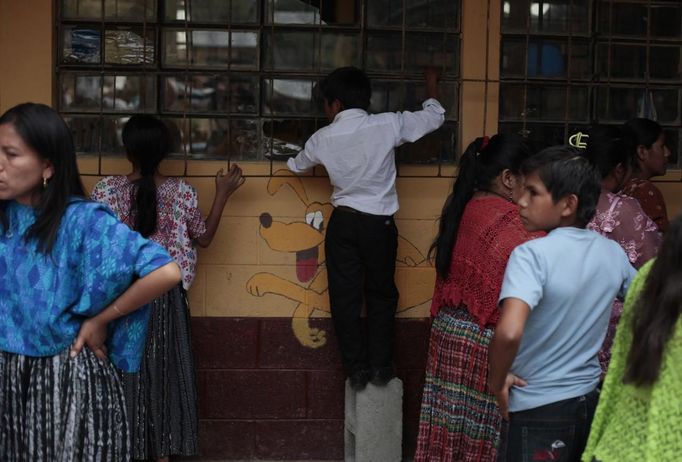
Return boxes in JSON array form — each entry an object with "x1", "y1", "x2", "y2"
[
  {"x1": 507, "y1": 189, "x2": 513, "y2": 202},
  {"x1": 43, "y1": 177, "x2": 48, "y2": 189}
]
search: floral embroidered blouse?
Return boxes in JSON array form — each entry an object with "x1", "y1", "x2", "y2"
[
  {"x1": 91, "y1": 176, "x2": 207, "y2": 290},
  {"x1": 621, "y1": 178, "x2": 669, "y2": 233},
  {"x1": 587, "y1": 191, "x2": 661, "y2": 373}
]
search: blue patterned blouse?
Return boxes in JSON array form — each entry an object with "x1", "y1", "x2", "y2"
[{"x1": 0, "y1": 199, "x2": 173, "y2": 372}]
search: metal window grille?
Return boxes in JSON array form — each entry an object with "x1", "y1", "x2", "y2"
[
  {"x1": 56, "y1": 0, "x2": 462, "y2": 177},
  {"x1": 499, "y1": 0, "x2": 682, "y2": 166}
]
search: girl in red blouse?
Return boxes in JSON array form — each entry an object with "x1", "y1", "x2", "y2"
[{"x1": 415, "y1": 134, "x2": 543, "y2": 462}]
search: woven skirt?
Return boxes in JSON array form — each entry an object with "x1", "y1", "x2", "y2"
[
  {"x1": 0, "y1": 347, "x2": 129, "y2": 461},
  {"x1": 123, "y1": 284, "x2": 198, "y2": 459},
  {"x1": 414, "y1": 306, "x2": 500, "y2": 462}
]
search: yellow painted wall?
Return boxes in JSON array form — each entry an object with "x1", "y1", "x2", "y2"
[{"x1": 2, "y1": 0, "x2": 682, "y2": 346}]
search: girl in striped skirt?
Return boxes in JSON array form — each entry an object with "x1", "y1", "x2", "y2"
[
  {"x1": 415, "y1": 134, "x2": 542, "y2": 461},
  {"x1": 91, "y1": 115, "x2": 244, "y2": 461},
  {"x1": 0, "y1": 103, "x2": 181, "y2": 461}
]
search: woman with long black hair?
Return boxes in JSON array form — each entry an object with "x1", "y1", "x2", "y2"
[
  {"x1": 415, "y1": 134, "x2": 542, "y2": 461},
  {"x1": 583, "y1": 214, "x2": 682, "y2": 461},
  {"x1": 0, "y1": 103, "x2": 180, "y2": 460}
]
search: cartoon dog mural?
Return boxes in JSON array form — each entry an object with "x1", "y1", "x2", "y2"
[{"x1": 246, "y1": 170, "x2": 434, "y2": 348}]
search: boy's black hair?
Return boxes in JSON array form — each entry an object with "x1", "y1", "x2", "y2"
[
  {"x1": 521, "y1": 145, "x2": 601, "y2": 227},
  {"x1": 318, "y1": 67, "x2": 371, "y2": 111}
]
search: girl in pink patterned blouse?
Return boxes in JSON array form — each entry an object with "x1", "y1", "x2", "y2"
[
  {"x1": 91, "y1": 115, "x2": 244, "y2": 462},
  {"x1": 581, "y1": 125, "x2": 661, "y2": 375}
]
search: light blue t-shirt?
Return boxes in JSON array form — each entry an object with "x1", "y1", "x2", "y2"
[{"x1": 499, "y1": 226, "x2": 636, "y2": 412}]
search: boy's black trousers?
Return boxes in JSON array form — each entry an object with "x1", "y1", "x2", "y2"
[{"x1": 324, "y1": 207, "x2": 399, "y2": 376}]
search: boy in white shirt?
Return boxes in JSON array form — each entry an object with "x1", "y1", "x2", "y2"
[
  {"x1": 287, "y1": 67, "x2": 444, "y2": 390},
  {"x1": 489, "y1": 147, "x2": 636, "y2": 461}
]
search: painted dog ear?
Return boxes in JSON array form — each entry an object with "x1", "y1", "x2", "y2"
[{"x1": 267, "y1": 169, "x2": 310, "y2": 206}]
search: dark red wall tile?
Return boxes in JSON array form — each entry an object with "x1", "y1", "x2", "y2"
[
  {"x1": 194, "y1": 420, "x2": 255, "y2": 460},
  {"x1": 254, "y1": 420, "x2": 344, "y2": 460},
  {"x1": 394, "y1": 318, "x2": 430, "y2": 370},
  {"x1": 191, "y1": 318, "x2": 259, "y2": 369},
  {"x1": 258, "y1": 318, "x2": 344, "y2": 370},
  {"x1": 306, "y1": 370, "x2": 346, "y2": 419},
  {"x1": 200, "y1": 370, "x2": 307, "y2": 419}
]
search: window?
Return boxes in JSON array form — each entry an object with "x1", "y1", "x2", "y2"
[
  {"x1": 57, "y1": 0, "x2": 461, "y2": 171},
  {"x1": 500, "y1": 0, "x2": 682, "y2": 165}
]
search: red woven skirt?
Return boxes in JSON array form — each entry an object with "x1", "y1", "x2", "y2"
[{"x1": 414, "y1": 306, "x2": 501, "y2": 462}]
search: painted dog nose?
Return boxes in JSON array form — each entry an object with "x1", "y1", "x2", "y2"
[{"x1": 259, "y1": 212, "x2": 273, "y2": 228}]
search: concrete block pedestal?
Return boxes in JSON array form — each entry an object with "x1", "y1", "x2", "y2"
[{"x1": 344, "y1": 378, "x2": 403, "y2": 462}]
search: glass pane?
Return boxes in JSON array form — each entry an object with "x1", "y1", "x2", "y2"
[
  {"x1": 162, "y1": 76, "x2": 189, "y2": 112},
  {"x1": 529, "y1": 0, "x2": 589, "y2": 35},
  {"x1": 266, "y1": 0, "x2": 359, "y2": 25},
  {"x1": 264, "y1": 31, "x2": 314, "y2": 70},
  {"x1": 502, "y1": 40, "x2": 588, "y2": 79},
  {"x1": 104, "y1": 0, "x2": 155, "y2": 20},
  {"x1": 262, "y1": 78, "x2": 315, "y2": 116},
  {"x1": 66, "y1": 116, "x2": 102, "y2": 154},
  {"x1": 62, "y1": 27, "x2": 101, "y2": 64},
  {"x1": 404, "y1": 81, "x2": 458, "y2": 120},
  {"x1": 230, "y1": 75, "x2": 259, "y2": 114},
  {"x1": 370, "y1": 80, "x2": 405, "y2": 114},
  {"x1": 231, "y1": 0, "x2": 259, "y2": 23},
  {"x1": 366, "y1": 33, "x2": 402, "y2": 72},
  {"x1": 650, "y1": 5, "x2": 682, "y2": 38},
  {"x1": 598, "y1": 2, "x2": 647, "y2": 36},
  {"x1": 501, "y1": 39, "x2": 527, "y2": 77},
  {"x1": 367, "y1": 0, "x2": 402, "y2": 27},
  {"x1": 568, "y1": 86, "x2": 588, "y2": 121},
  {"x1": 597, "y1": 87, "x2": 662, "y2": 122},
  {"x1": 502, "y1": 0, "x2": 529, "y2": 32},
  {"x1": 262, "y1": 119, "x2": 321, "y2": 159},
  {"x1": 189, "y1": 118, "x2": 229, "y2": 158},
  {"x1": 499, "y1": 122, "x2": 573, "y2": 150},
  {"x1": 164, "y1": 0, "x2": 258, "y2": 23},
  {"x1": 397, "y1": 121, "x2": 457, "y2": 164},
  {"x1": 651, "y1": 89, "x2": 680, "y2": 124},
  {"x1": 320, "y1": 32, "x2": 361, "y2": 71},
  {"x1": 650, "y1": 46, "x2": 681, "y2": 80},
  {"x1": 100, "y1": 116, "x2": 127, "y2": 153},
  {"x1": 526, "y1": 86, "x2": 567, "y2": 121},
  {"x1": 162, "y1": 117, "x2": 190, "y2": 154},
  {"x1": 62, "y1": 0, "x2": 102, "y2": 19},
  {"x1": 60, "y1": 74, "x2": 101, "y2": 112},
  {"x1": 102, "y1": 75, "x2": 156, "y2": 111},
  {"x1": 404, "y1": 33, "x2": 458, "y2": 76},
  {"x1": 163, "y1": 75, "x2": 258, "y2": 114},
  {"x1": 105, "y1": 29, "x2": 155, "y2": 64},
  {"x1": 229, "y1": 31, "x2": 258, "y2": 70},
  {"x1": 191, "y1": 30, "x2": 229, "y2": 67},
  {"x1": 265, "y1": 0, "x2": 321, "y2": 24},
  {"x1": 405, "y1": 0, "x2": 459, "y2": 29},
  {"x1": 597, "y1": 44, "x2": 645, "y2": 79},
  {"x1": 526, "y1": 40, "x2": 569, "y2": 78},
  {"x1": 163, "y1": 29, "x2": 188, "y2": 66},
  {"x1": 230, "y1": 119, "x2": 260, "y2": 160},
  {"x1": 499, "y1": 84, "x2": 526, "y2": 121}
]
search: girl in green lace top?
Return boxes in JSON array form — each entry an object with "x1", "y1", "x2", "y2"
[{"x1": 583, "y1": 215, "x2": 682, "y2": 462}]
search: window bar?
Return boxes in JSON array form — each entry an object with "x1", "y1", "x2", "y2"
[
  {"x1": 98, "y1": 0, "x2": 106, "y2": 174},
  {"x1": 226, "y1": 0, "x2": 233, "y2": 170},
  {"x1": 562, "y1": 0, "x2": 575, "y2": 144},
  {"x1": 182, "y1": 0, "x2": 191, "y2": 175},
  {"x1": 520, "y1": 0, "x2": 531, "y2": 137}
]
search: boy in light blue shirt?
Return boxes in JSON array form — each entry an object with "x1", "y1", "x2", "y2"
[{"x1": 489, "y1": 146, "x2": 636, "y2": 462}]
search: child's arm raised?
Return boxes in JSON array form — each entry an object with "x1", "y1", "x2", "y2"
[
  {"x1": 489, "y1": 297, "x2": 530, "y2": 420},
  {"x1": 196, "y1": 164, "x2": 245, "y2": 248}
]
